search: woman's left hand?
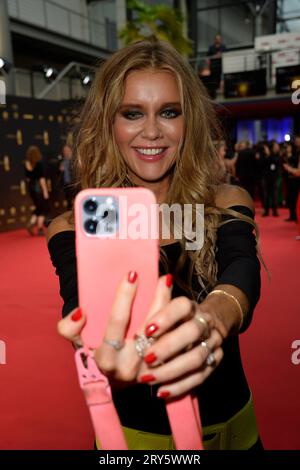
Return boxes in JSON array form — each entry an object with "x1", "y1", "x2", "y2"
[{"x1": 137, "y1": 297, "x2": 224, "y2": 398}]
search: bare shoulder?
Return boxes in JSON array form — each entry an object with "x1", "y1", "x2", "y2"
[
  {"x1": 215, "y1": 184, "x2": 255, "y2": 213},
  {"x1": 46, "y1": 211, "x2": 75, "y2": 243}
]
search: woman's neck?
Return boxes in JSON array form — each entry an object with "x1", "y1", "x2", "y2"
[
  {"x1": 148, "y1": 181, "x2": 169, "y2": 204},
  {"x1": 130, "y1": 174, "x2": 171, "y2": 204}
]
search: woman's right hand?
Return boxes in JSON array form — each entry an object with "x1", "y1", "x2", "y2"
[{"x1": 57, "y1": 273, "x2": 172, "y2": 384}]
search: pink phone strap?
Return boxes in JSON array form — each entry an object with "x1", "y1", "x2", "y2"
[
  {"x1": 75, "y1": 347, "x2": 127, "y2": 450},
  {"x1": 75, "y1": 347, "x2": 203, "y2": 450}
]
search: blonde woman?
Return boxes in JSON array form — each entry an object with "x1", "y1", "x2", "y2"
[
  {"x1": 47, "y1": 40, "x2": 262, "y2": 450},
  {"x1": 25, "y1": 145, "x2": 49, "y2": 235}
]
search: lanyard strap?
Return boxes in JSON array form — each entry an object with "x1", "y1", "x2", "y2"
[
  {"x1": 166, "y1": 396, "x2": 203, "y2": 450},
  {"x1": 75, "y1": 347, "x2": 203, "y2": 450},
  {"x1": 75, "y1": 347, "x2": 127, "y2": 450}
]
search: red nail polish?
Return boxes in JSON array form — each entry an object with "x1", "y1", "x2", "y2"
[
  {"x1": 71, "y1": 308, "x2": 82, "y2": 322},
  {"x1": 144, "y1": 352, "x2": 157, "y2": 364},
  {"x1": 166, "y1": 274, "x2": 173, "y2": 288},
  {"x1": 145, "y1": 323, "x2": 158, "y2": 337},
  {"x1": 157, "y1": 391, "x2": 171, "y2": 399},
  {"x1": 140, "y1": 374, "x2": 156, "y2": 383},
  {"x1": 128, "y1": 271, "x2": 138, "y2": 283}
]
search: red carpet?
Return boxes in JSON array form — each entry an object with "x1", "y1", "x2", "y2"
[
  {"x1": 0, "y1": 230, "x2": 93, "y2": 449},
  {"x1": 0, "y1": 210, "x2": 299, "y2": 449},
  {"x1": 240, "y1": 208, "x2": 300, "y2": 450}
]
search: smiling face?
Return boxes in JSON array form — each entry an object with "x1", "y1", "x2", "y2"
[{"x1": 113, "y1": 69, "x2": 184, "y2": 187}]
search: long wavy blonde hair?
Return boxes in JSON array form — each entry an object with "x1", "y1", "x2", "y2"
[{"x1": 73, "y1": 39, "x2": 258, "y2": 299}]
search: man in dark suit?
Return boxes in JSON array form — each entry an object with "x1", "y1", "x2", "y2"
[{"x1": 235, "y1": 141, "x2": 256, "y2": 199}]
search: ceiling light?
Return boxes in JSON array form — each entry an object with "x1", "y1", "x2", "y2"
[
  {"x1": 82, "y1": 74, "x2": 91, "y2": 86},
  {"x1": 42, "y1": 66, "x2": 58, "y2": 82}
]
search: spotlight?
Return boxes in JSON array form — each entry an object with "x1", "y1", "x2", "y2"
[
  {"x1": 284, "y1": 134, "x2": 291, "y2": 142},
  {"x1": 45, "y1": 67, "x2": 54, "y2": 78},
  {"x1": 0, "y1": 57, "x2": 12, "y2": 74},
  {"x1": 82, "y1": 74, "x2": 91, "y2": 86},
  {"x1": 42, "y1": 66, "x2": 58, "y2": 82}
]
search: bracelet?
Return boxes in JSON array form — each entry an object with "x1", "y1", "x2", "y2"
[{"x1": 206, "y1": 289, "x2": 244, "y2": 331}]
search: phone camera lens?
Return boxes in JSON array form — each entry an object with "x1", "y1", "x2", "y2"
[
  {"x1": 84, "y1": 219, "x2": 98, "y2": 234},
  {"x1": 84, "y1": 199, "x2": 98, "y2": 214}
]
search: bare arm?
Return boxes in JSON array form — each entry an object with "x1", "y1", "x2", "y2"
[
  {"x1": 46, "y1": 211, "x2": 74, "y2": 243},
  {"x1": 283, "y1": 162, "x2": 300, "y2": 177},
  {"x1": 200, "y1": 185, "x2": 255, "y2": 337},
  {"x1": 39, "y1": 177, "x2": 49, "y2": 199}
]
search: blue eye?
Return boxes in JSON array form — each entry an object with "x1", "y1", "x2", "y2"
[{"x1": 161, "y1": 109, "x2": 181, "y2": 119}]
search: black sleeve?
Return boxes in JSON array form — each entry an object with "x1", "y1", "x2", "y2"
[
  {"x1": 215, "y1": 205, "x2": 261, "y2": 333},
  {"x1": 47, "y1": 231, "x2": 78, "y2": 317}
]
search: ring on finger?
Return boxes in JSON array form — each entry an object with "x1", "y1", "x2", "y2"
[
  {"x1": 206, "y1": 352, "x2": 216, "y2": 367},
  {"x1": 103, "y1": 338, "x2": 125, "y2": 351},
  {"x1": 200, "y1": 341, "x2": 216, "y2": 367},
  {"x1": 134, "y1": 334, "x2": 155, "y2": 358},
  {"x1": 193, "y1": 311, "x2": 210, "y2": 339}
]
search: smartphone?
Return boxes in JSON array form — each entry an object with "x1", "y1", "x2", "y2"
[{"x1": 75, "y1": 188, "x2": 159, "y2": 349}]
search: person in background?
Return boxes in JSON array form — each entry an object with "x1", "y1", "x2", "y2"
[
  {"x1": 207, "y1": 34, "x2": 226, "y2": 91},
  {"x1": 261, "y1": 141, "x2": 280, "y2": 217},
  {"x1": 235, "y1": 141, "x2": 256, "y2": 198},
  {"x1": 254, "y1": 142, "x2": 267, "y2": 208},
  {"x1": 216, "y1": 140, "x2": 236, "y2": 184},
  {"x1": 294, "y1": 135, "x2": 300, "y2": 159},
  {"x1": 283, "y1": 159, "x2": 300, "y2": 239},
  {"x1": 198, "y1": 59, "x2": 217, "y2": 99},
  {"x1": 59, "y1": 144, "x2": 74, "y2": 210},
  {"x1": 282, "y1": 142, "x2": 299, "y2": 222},
  {"x1": 207, "y1": 34, "x2": 227, "y2": 58},
  {"x1": 25, "y1": 145, "x2": 49, "y2": 236}
]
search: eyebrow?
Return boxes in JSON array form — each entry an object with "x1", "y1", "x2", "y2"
[{"x1": 119, "y1": 102, "x2": 182, "y2": 109}]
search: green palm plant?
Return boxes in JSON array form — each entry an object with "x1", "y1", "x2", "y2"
[{"x1": 119, "y1": 0, "x2": 193, "y2": 56}]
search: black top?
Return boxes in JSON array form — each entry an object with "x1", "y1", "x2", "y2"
[
  {"x1": 262, "y1": 153, "x2": 281, "y2": 180},
  {"x1": 207, "y1": 44, "x2": 226, "y2": 57},
  {"x1": 25, "y1": 161, "x2": 45, "y2": 191},
  {"x1": 236, "y1": 149, "x2": 257, "y2": 181},
  {"x1": 48, "y1": 205, "x2": 260, "y2": 433}
]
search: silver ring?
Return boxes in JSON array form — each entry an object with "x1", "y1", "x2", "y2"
[
  {"x1": 206, "y1": 352, "x2": 216, "y2": 367},
  {"x1": 103, "y1": 339, "x2": 125, "y2": 351},
  {"x1": 200, "y1": 341, "x2": 216, "y2": 367},
  {"x1": 134, "y1": 334, "x2": 155, "y2": 358}
]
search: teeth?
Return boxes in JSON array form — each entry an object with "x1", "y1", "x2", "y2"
[{"x1": 136, "y1": 148, "x2": 165, "y2": 156}]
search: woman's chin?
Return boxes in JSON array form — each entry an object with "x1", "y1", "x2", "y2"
[
  {"x1": 128, "y1": 165, "x2": 171, "y2": 185},
  {"x1": 133, "y1": 171, "x2": 170, "y2": 185}
]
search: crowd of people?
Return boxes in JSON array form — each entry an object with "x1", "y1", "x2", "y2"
[{"x1": 218, "y1": 137, "x2": 300, "y2": 238}]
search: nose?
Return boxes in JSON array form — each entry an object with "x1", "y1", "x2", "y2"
[{"x1": 141, "y1": 115, "x2": 162, "y2": 140}]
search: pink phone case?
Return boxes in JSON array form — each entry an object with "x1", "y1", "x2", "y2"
[{"x1": 75, "y1": 188, "x2": 159, "y2": 349}]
